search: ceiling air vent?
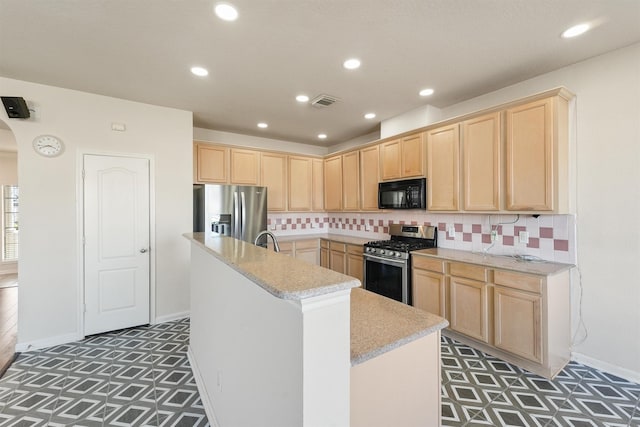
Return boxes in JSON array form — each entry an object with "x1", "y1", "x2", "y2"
[{"x1": 311, "y1": 94, "x2": 339, "y2": 108}]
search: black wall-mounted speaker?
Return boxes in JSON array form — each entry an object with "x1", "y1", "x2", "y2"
[{"x1": 1, "y1": 96, "x2": 30, "y2": 119}]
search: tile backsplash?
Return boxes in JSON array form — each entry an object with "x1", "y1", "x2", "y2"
[{"x1": 268, "y1": 212, "x2": 576, "y2": 264}]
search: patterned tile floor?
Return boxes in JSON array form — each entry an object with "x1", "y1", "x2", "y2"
[
  {"x1": 440, "y1": 335, "x2": 640, "y2": 427},
  {"x1": 0, "y1": 319, "x2": 638, "y2": 426}
]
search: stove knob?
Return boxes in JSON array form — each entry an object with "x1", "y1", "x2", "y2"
[
  {"x1": 395, "y1": 251, "x2": 402, "y2": 258},
  {"x1": 379, "y1": 249, "x2": 386, "y2": 255}
]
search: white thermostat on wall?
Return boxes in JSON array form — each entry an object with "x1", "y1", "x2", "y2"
[{"x1": 32, "y1": 134, "x2": 65, "y2": 157}]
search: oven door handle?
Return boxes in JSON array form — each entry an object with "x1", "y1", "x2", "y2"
[{"x1": 364, "y1": 253, "x2": 407, "y2": 267}]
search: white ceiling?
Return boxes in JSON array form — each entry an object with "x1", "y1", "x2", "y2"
[{"x1": 1, "y1": 0, "x2": 639, "y2": 146}]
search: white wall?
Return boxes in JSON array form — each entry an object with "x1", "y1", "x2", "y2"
[
  {"x1": 380, "y1": 104, "x2": 442, "y2": 138},
  {"x1": 381, "y1": 43, "x2": 640, "y2": 380},
  {"x1": 194, "y1": 127, "x2": 327, "y2": 156},
  {"x1": 0, "y1": 77, "x2": 193, "y2": 348}
]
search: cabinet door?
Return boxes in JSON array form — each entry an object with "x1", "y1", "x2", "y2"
[
  {"x1": 380, "y1": 139, "x2": 402, "y2": 180},
  {"x1": 261, "y1": 153, "x2": 287, "y2": 211},
  {"x1": 342, "y1": 151, "x2": 360, "y2": 211},
  {"x1": 230, "y1": 149, "x2": 260, "y2": 185},
  {"x1": 296, "y1": 248, "x2": 319, "y2": 265},
  {"x1": 288, "y1": 156, "x2": 313, "y2": 211},
  {"x1": 505, "y1": 97, "x2": 553, "y2": 211},
  {"x1": 360, "y1": 145, "x2": 380, "y2": 211},
  {"x1": 494, "y1": 286, "x2": 542, "y2": 363},
  {"x1": 426, "y1": 124, "x2": 460, "y2": 211},
  {"x1": 346, "y1": 244, "x2": 364, "y2": 283},
  {"x1": 463, "y1": 112, "x2": 501, "y2": 211},
  {"x1": 312, "y1": 158, "x2": 324, "y2": 211},
  {"x1": 412, "y1": 268, "x2": 447, "y2": 318},
  {"x1": 320, "y1": 240, "x2": 330, "y2": 268},
  {"x1": 196, "y1": 144, "x2": 228, "y2": 183},
  {"x1": 401, "y1": 133, "x2": 425, "y2": 177},
  {"x1": 449, "y1": 276, "x2": 490, "y2": 343},
  {"x1": 330, "y1": 251, "x2": 346, "y2": 274},
  {"x1": 324, "y1": 156, "x2": 343, "y2": 211}
]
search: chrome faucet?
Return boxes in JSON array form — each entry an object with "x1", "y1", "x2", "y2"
[{"x1": 254, "y1": 230, "x2": 281, "y2": 253}]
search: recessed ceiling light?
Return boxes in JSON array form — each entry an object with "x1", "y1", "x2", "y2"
[
  {"x1": 257, "y1": 122, "x2": 268, "y2": 129},
  {"x1": 214, "y1": 3, "x2": 238, "y2": 21},
  {"x1": 318, "y1": 133, "x2": 327, "y2": 139},
  {"x1": 364, "y1": 113, "x2": 376, "y2": 119},
  {"x1": 343, "y1": 58, "x2": 361, "y2": 70},
  {"x1": 296, "y1": 95, "x2": 309, "y2": 103},
  {"x1": 190, "y1": 66, "x2": 209, "y2": 77},
  {"x1": 419, "y1": 88, "x2": 434, "y2": 97},
  {"x1": 561, "y1": 23, "x2": 590, "y2": 38}
]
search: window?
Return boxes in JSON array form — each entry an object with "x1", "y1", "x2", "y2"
[{"x1": 2, "y1": 185, "x2": 18, "y2": 261}]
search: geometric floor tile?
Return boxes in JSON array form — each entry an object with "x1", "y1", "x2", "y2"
[{"x1": 2, "y1": 320, "x2": 638, "y2": 427}]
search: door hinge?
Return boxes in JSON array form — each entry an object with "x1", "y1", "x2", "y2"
[
  {"x1": 82, "y1": 236, "x2": 86, "y2": 246},
  {"x1": 83, "y1": 303, "x2": 87, "y2": 314},
  {"x1": 82, "y1": 169, "x2": 86, "y2": 180}
]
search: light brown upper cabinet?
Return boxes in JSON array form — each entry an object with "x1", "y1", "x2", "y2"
[
  {"x1": 342, "y1": 151, "x2": 360, "y2": 211},
  {"x1": 426, "y1": 124, "x2": 460, "y2": 211},
  {"x1": 194, "y1": 143, "x2": 228, "y2": 183},
  {"x1": 359, "y1": 145, "x2": 380, "y2": 211},
  {"x1": 505, "y1": 94, "x2": 570, "y2": 212},
  {"x1": 324, "y1": 155, "x2": 343, "y2": 211},
  {"x1": 288, "y1": 155, "x2": 313, "y2": 211},
  {"x1": 230, "y1": 148, "x2": 260, "y2": 185},
  {"x1": 380, "y1": 133, "x2": 425, "y2": 181},
  {"x1": 462, "y1": 112, "x2": 501, "y2": 211},
  {"x1": 312, "y1": 158, "x2": 324, "y2": 211},
  {"x1": 260, "y1": 152, "x2": 287, "y2": 211}
]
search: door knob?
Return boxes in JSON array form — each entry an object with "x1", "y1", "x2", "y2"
[{"x1": 140, "y1": 248, "x2": 148, "y2": 253}]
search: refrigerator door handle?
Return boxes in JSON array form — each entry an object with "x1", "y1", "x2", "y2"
[
  {"x1": 240, "y1": 191, "x2": 247, "y2": 241},
  {"x1": 233, "y1": 191, "x2": 240, "y2": 239}
]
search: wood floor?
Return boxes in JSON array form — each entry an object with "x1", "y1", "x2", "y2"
[{"x1": 0, "y1": 273, "x2": 18, "y2": 377}]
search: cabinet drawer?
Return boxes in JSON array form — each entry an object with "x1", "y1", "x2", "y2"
[
  {"x1": 329, "y1": 241, "x2": 346, "y2": 253},
  {"x1": 494, "y1": 270, "x2": 542, "y2": 294},
  {"x1": 347, "y1": 244, "x2": 363, "y2": 255},
  {"x1": 412, "y1": 256, "x2": 444, "y2": 273},
  {"x1": 449, "y1": 262, "x2": 488, "y2": 282},
  {"x1": 320, "y1": 239, "x2": 330, "y2": 249},
  {"x1": 295, "y1": 239, "x2": 318, "y2": 250}
]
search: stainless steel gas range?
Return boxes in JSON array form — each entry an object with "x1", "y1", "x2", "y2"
[{"x1": 363, "y1": 224, "x2": 437, "y2": 304}]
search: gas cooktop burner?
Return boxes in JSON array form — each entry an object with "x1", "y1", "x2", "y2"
[{"x1": 364, "y1": 224, "x2": 437, "y2": 260}]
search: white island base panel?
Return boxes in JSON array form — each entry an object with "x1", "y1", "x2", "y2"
[
  {"x1": 188, "y1": 242, "x2": 350, "y2": 427},
  {"x1": 351, "y1": 331, "x2": 441, "y2": 427}
]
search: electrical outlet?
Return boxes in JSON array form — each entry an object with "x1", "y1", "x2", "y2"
[
  {"x1": 519, "y1": 231, "x2": 529, "y2": 244},
  {"x1": 490, "y1": 230, "x2": 498, "y2": 242},
  {"x1": 447, "y1": 225, "x2": 455, "y2": 238}
]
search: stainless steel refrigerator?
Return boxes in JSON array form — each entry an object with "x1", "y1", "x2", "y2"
[{"x1": 193, "y1": 184, "x2": 268, "y2": 245}]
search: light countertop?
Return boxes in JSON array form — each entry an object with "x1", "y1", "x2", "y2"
[
  {"x1": 413, "y1": 247, "x2": 574, "y2": 275},
  {"x1": 185, "y1": 232, "x2": 448, "y2": 366},
  {"x1": 184, "y1": 232, "x2": 360, "y2": 300},
  {"x1": 274, "y1": 233, "x2": 371, "y2": 246},
  {"x1": 350, "y1": 288, "x2": 448, "y2": 366}
]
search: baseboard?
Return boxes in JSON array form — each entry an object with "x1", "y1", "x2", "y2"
[
  {"x1": 15, "y1": 332, "x2": 82, "y2": 353},
  {"x1": 572, "y1": 352, "x2": 640, "y2": 384},
  {"x1": 188, "y1": 346, "x2": 220, "y2": 427},
  {"x1": 154, "y1": 310, "x2": 190, "y2": 324}
]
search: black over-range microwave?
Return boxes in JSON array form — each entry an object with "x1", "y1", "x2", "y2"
[{"x1": 378, "y1": 178, "x2": 427, "y2": 209}]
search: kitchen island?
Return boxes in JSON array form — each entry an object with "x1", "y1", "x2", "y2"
[{"x1": 184, "y1": 232, "x2": 447, "y2": 427}]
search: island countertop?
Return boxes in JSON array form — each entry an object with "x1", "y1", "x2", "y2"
[
  {"x1": 184, "y1": 232, "x2": 360, "y2": 300},
  {"x1": 350, "y1": 288, "x2": 448, "y2": 366}
]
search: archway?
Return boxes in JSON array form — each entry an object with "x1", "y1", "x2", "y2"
[{"x1": 0, "y1": 119, "x2": 18, "y2": 376}]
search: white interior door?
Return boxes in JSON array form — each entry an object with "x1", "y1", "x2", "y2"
[{"x1": 83, "y1": 154, "x2": 150, "y2": 336}]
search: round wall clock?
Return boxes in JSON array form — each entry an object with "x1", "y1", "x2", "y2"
[{"x1": 32, "y1": 134, "x2": 65, "y2": 157}]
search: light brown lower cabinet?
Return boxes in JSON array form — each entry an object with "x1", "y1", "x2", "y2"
[
  {"x1": 329, "y1": 242, "x2": 347, "y2": 274},
  {"x1": 412, "y1": 257, "x2": 447, "y2": 318},
  {"x1": 320, "y1": 239, "x2": 330, "y2": 268},
  {"x1": 494, "y1": 286, "x2": 541, "y2": 363},
  {"x1": 449, "y1": 276, "x2": 491, "y2": 344},
  {"x1": 294, "y1": 239, "x2": 319, "y2": 265},
  {"x1": 346, "y1": 244, "x2": 364, "y2": 283},
  {"x1": 411, "y1": 254, "x2": 570, "y2": 379}
]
